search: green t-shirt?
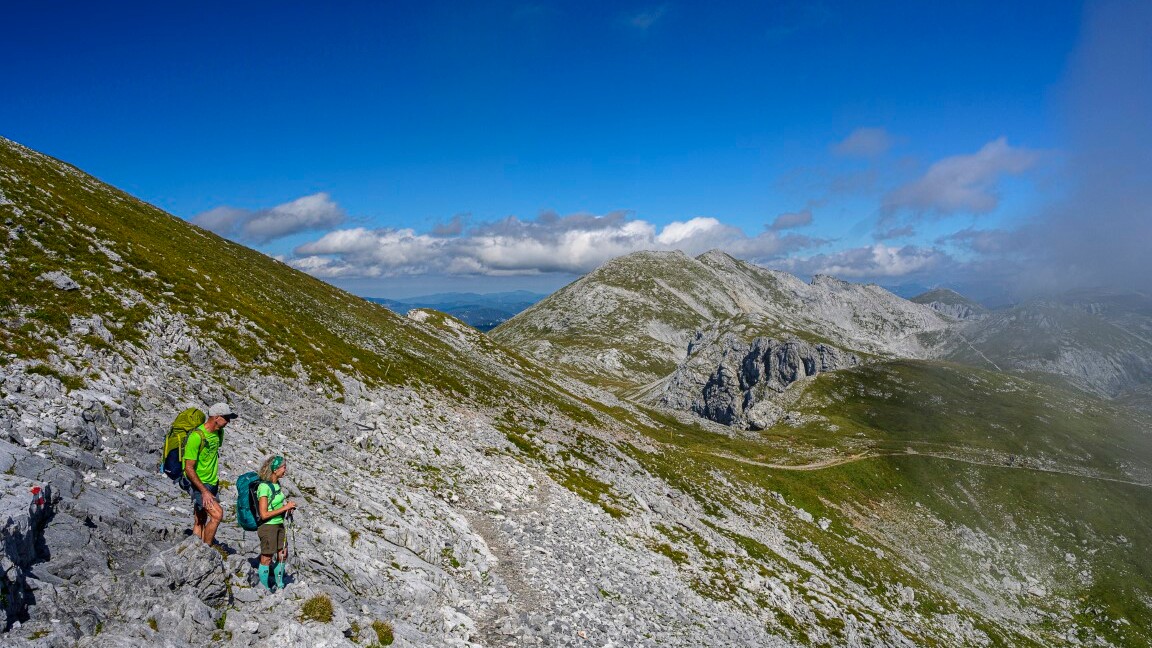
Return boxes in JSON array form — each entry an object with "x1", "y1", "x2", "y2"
[
  {"x1": 183, "y1": 425, "x2": 222, "y2": 486},
  {"x1": 256, "y1": 481, "x2": 286, "y2": 525}
]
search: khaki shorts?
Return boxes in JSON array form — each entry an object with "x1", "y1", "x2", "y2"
[{"x1": 257, "y1": 524, "x2": 286, "y2": 555}]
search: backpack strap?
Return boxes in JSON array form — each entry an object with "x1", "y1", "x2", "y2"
[
  {"x1": 254, "y1": 479, "x2": 270, "y2": 523},
  {"x1": 256, "y1": 482, "x2": 284, "y2": 524},
  {"x1": 182, "y1": 426, "x2": 208, "y2": 464}
]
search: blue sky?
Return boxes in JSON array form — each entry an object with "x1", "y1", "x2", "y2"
[{"x1": 4, "y1": 1, "x2": 1149, "y2": 301}]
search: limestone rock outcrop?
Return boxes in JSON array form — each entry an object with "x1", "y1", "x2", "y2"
[{"x1": 658, "y1": 330, "x2": 860, "y2": 429}]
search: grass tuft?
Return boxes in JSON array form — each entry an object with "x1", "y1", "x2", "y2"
[
  {"x1": 372, "y1": 619, "x2": 395, "y2": 645},
  {"x1": 300, "y1": 594, "x2": 334, "y2": 623}
]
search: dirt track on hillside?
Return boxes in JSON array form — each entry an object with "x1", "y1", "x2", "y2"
[{"x1": 701, "y1": 448, "x2": 1152, "y2": 487}]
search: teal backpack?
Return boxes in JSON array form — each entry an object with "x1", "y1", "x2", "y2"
[{"x1": 236, "y1": 472, "x2": 265, "y2": 531}]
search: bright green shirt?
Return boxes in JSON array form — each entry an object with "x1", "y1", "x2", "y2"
[
  {"x1": 257, "y1": 481, "x2": 286, "y2": 525},
  {"x1": 183, "y1": 425, "x2": 222, "y2": 486}
]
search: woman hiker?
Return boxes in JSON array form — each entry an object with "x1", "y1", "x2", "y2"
[{"x1": 256, "y1": 455, "x2": 297, "y2": 590}]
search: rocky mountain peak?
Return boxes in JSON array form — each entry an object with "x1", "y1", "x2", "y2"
[
  {"x1": 694, "y1": 248, "x2": 740, "y2": 267},
  {"x1": 912, "y1": 287, "x2": 988, "y2": 321},
  {"x1": 494, "y1": 249, "x2": 952, "y2": 414},
  {"x1": 810, "y1": 273, "x2": 853, "y2": 289}
]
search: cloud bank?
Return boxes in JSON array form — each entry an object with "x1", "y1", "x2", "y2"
[
  {"x1": 882, "y1": 137, "x2": 1039, "y2": 218},
  {"x1": 289, "y1": 210, "x2": 815, "y2": 279},
  {"x1": 191, "y1": 192, "x2": 346, "y2": 244},
  {"x1": 770, "y1": 208, "x2": 813, "y2": 231},
  {"x1": 789, "y1": 0, "x2": 1152, "y2": 301},
  {"x1": 1012, "y1": 0, "x2": 1152, "y2": 295},
  {"x1": 773, "y1": 244, "x2": 952, "y2": 280}
]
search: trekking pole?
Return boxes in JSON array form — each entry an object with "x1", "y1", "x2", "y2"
[{"x1": 287, "y1": 510, "x2": 296, "y2": 573}]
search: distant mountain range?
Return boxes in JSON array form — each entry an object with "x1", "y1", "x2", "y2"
[
  {"x1": 493, "y1": 252, "x2": 1152, "y2": 409},
  {"x1": 367, "y1": 291, "x2": 545, "y2": 331}
]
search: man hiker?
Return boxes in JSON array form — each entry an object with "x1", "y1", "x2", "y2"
[{"x1": 182, "y1": 402, "x2": 236, "y2": 546}]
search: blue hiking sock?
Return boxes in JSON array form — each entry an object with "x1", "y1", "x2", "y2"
[
  {"x1": 258, "y1": 564, "x2": 271, "y2": 590},
  {"x1": 274, "y1": 561, "x2": 286, "y2": 589}
]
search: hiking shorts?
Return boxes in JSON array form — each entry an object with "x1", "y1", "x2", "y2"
[
  {"x1": 181, "y1": 479, "x2": 219, "y2": 513},
  {"x1": 257, "y1": 524, "x2": 287, "y2": 555}
]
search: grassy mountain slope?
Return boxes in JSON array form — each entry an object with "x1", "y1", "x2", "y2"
[
  {"x1": 0, "y1": 136, "x2": 613, "y2": 420},
  {"x1": 629, "y1": 360, "x2": 1152, "y2": 646}
]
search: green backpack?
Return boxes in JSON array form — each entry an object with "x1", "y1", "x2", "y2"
[{"x1": 161, "y1": 407, "x2": 206, "y2": 481}]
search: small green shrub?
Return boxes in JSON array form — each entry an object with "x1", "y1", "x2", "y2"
[
  {"x1": 441, "y1": 546, "x2": 461, "y2": 568},
  {"x1": 300, "y1": 594, "x2": 334, "y2": 623},
  {"x1": 372, "y1": 619, "x2": 395, "y2": 646},
  {"x1": 148, "y1": 617, "x2": 158, "y2": 631}
]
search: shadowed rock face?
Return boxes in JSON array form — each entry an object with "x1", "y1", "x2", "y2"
[{"x1": 660, "y1": 332, "x2": 860, "y2": 429}]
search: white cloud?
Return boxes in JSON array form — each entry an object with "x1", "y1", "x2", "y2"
[
  {"x1": 937, "y1": 227, "x2": 1019, "y2": 254},
  {"x1": 769, "y1": 208, "x2": 813, "y2": 230},
  {"x1": 774, "y1": 244, "x2": 950, "y2": 279},
  {"x1": 882, "y1": 138, "x2": 1039, "y2": 217},
  {"x1": 833, "y1": 127, "x2": 893, "y2": 158},
  {"x1": 190, "y1": 205, "x2": 248, "y2": 237},
  {"x1": 874, "y1": 225, "x2": 915, "y2": 240},
  {"x1": 655, "y1": 217, "x2": 736, "y2": 246},
  {"x1": 296, "y1": 227, "x2": 447, "y2": 277},
  {"x1": 431, "y1": 214, "x2": 468, "y2": 237},
  {"x1": 191, "y1": 192, "x2": 346, "y2": 244},
  {"x1": 287, "y1": 211, "x2": 815, "y2": 279}
]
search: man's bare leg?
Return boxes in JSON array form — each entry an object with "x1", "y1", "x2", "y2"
[
  {"x1": 192, "y1": 508, "x2": 206, "y2": 541},
  {"x1": 202, "y1": 500, "x2": 223, "y2": 546}
]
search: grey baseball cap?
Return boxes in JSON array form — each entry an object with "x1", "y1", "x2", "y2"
[{"x1": 208, "y1": 402, "x2": 237, "y2": 420}]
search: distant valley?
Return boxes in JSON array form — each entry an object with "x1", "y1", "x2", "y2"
[{"x1": 367, "y1": 291, "x2": 546, "y2": 332}]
